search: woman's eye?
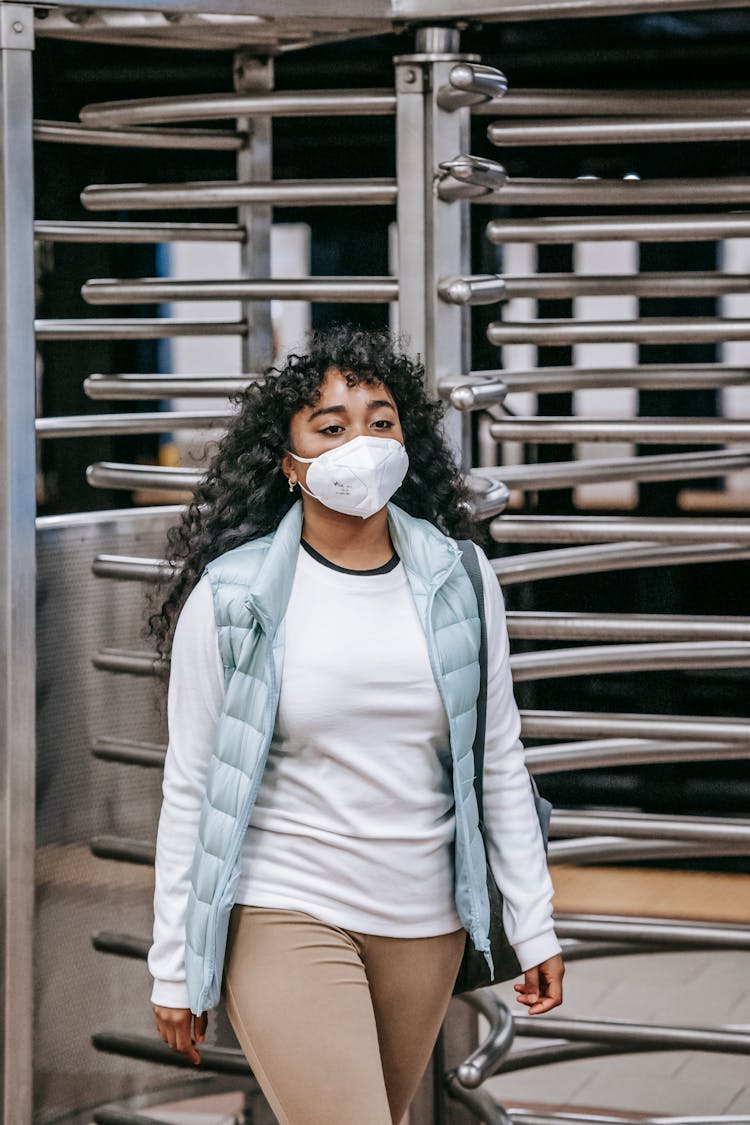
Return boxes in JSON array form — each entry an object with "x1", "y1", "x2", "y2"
[
  {"x1": 373, "y1": 419, "x2": 395, "y2": 429},
  {"x1": 321, "y1": 424, "x2": 345, "y2": 435}
]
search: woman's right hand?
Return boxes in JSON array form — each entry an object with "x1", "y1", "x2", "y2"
[{"x1": 153, "y1": 1004, "x2": 208, "y2": 1065}]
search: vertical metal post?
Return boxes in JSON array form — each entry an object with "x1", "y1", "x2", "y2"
[
  {"x1": 395, "y1": 26, "x2": 479, "y2": 1125},
  {"x1": 395, "y1": 26, "x2": 473, "y2": 467},
  {"x1": 0, "y1": 4, "x2": 35, "y2": 1121},
  {"x1": 234, "y1": 51, "x2": 274, "y2": 373},
  {"x1": 230, "y1": 61, "x2": 276, "y2": 1125}
]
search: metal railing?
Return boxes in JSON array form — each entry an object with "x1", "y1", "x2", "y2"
[{"x1": 9, "y1": 11, "x2": 749, "y2": 1125}]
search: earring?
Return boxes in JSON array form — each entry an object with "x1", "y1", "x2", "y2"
[{"x1": 288, "y1": 478, "x2": 296, "y2": 492}]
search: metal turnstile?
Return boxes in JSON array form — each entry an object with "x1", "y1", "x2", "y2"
[{"x1": 2, "y1": 5, "x2": 750, "y2": 1123}]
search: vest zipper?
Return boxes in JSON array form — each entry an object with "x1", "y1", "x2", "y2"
[{"x1": 201, "y1": 615, "x2": 280, "y2": 1005}]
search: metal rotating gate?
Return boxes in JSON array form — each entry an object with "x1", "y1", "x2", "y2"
[{"x1": 1, "y1": 3, "x2": 750, "y2": 1123}]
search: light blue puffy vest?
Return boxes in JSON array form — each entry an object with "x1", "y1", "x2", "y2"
[{"x1": 184, "y1": 498, "x2": 492, "y2": 1015}]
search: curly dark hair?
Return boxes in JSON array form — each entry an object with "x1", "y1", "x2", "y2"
[{"x1": 142, "y1": 323, "x2": 484, "y2": 668}]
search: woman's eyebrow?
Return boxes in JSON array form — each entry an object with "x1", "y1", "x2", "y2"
[
  {"x1": 307, "y1": 404, "x2": 347, "y2": 421},
  {"x1": 307, "y1": 399, "x2": 395, "y2": 421}
]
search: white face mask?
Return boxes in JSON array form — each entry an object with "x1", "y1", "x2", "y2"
[{"x1": 287, "y1": 434, "x2": 409, "y2": 519}]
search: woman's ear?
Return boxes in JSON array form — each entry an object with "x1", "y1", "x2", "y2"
[{"x1": 279, "y1": 450, "x2": 296, "y2": 486}]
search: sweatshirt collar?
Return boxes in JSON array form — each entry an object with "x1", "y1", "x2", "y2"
[{"x1": 244, "y1": 498, "x2": 462, "y2": 632}]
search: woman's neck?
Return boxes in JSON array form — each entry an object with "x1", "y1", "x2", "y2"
[{"x1": 299, "y1": 500, "x2": 395, "y2": 570}]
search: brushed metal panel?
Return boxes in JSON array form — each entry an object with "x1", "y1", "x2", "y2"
[{"x1": 34, "y1": 508, "x2": 246, "y2": 1122}]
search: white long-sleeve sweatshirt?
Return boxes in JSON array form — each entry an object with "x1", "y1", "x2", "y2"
[{"x1": 148, "y1": 538, "x2": 562, "y2": 1009}]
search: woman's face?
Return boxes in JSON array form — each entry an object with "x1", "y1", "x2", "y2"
[{"x1": 282, "y1": 367, "x2": 405, "y2": 492}]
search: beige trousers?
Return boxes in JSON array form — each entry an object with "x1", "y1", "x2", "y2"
[{"x1": 221, "y1": 904, "x2": 466, "y2": 1125}]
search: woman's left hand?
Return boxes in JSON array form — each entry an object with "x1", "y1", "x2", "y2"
[{"x1": 513, "y1": 953, "x2": 564, "y2": 1014}]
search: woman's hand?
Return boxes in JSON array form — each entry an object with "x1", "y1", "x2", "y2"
[
  {"x1": 513, "y1": 953, "x2": 564, "y2": 1014},
  {"x1": 152, "y1": 1004, "x2": 208, "y2": 1064}
]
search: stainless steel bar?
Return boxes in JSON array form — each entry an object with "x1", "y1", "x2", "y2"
[
  {"x1": 86, "y1": 462, "x2": 201, "y2": 491},
  {"x1": 36, "y1": 318, "x2": 247, "y2": 340},
  {"x1": 92, "y1": 736, "x2": 165, "y2": 769},
  {"x1": 437, "y1": 62, "x2": 508, "y2": 110},
  {"x1": 490, "y1": 365, "x2": 750, "y2": 393},
  {"x1": 494, "y1": 542, "x2": 750, "y2": 584},
  {"x1": 92, "y1": 648, "x2": 165, "y2": 676},
  {"x1": 510, "y1": 641, "x2": 750, "y2": 681},
  {"x1": 396, "y1": 38, "x2": 477, "y2": 1122},
  {"x1": 35, "y1": 15, "x2": 293, "y2": 51},
  {"x1": 454, "y1": 990, "x2": 514, "y2": 1090},
  {"x1": 82, "y1": 276, "x2": 398, "y2": 304},
  {"x1": 467, "y1": 475, "x2": 509, "y2": 518},
  {"x1": 444, "y1": 1077, "x2": 512, "y2": 1125},
  {"x1": 81, "y1": 178, "x2": 398, "y2": 212},
  {"x1": 520, "y1": 709, "x2": 750, "y2": 742},
  {"x1": 395, "y1": 39, "x2": 472, "y2": 458},
  {"x1": 486, "y1": 214, "x2": 750, "y2": 245},
  {"x1": 496, "y1": 1115, "x2": 750, "y2": 1125},
  {"x1": 85, "y1": 373, "x2": 259, "y2": 399},
  {"x1": 0, "y1": 7, "x2": 35, "y2": 1119},
  {"x1": 487, "y1": 116, "x2": 750, "y2": 146},
  {"x1": 476, "y1": 450, "x2": 750, "y2": 491},
  {"x1": 487, "y1": 318, "x2": 750, "y2": 347},
  {"x1": 33, "y1": 119, "x2": 242, "y2": 150},
  {"x1": 473, "y1": 88, "x2": 750, "y2": 116},
  {"x1": 489, "y1": 417, "x2": 750, "y2": 443},
  {"x1": 550, "y1": 808, "x2": 750, "y2": 843},
  {"x1": 557, "y1": 940, "x2": 737, "y2": 967},
  {"x1": 527, "y1": 737, "x2": 750, "y2": 771},
  {"x1": 22, "y1": 0, "x2": 750, "y2": 27},
  {"x1": 487, "y1": 273, "x2": 750, "y2": 300},
  {"x1": 35, "y1": 10, "x2": 341, "y2": 49},
  {"x1": 91, "y1": 933, "x2": 150, "y2": 961},
  {"x1": 90, "y1": 835, "x2": 154, "y2": 865},
  {"x1": 512, "y1": 1014, "x2": 750, "y2": 1054},
  {"x1": 558, "y1": 940, "x2": 730, "y2": 961},
  {"x1": 79, "y1": 89, "x2": 397, "y2": 129},
  {"x1": 449, "y1": 379, "x2": 508, "y2": 410},
  {"x1": 35, "y1": 221, "x2": 245, "y2": 243},
  {"x1": 549, "y1": 837, "x2": 750, "y2": 862},
  {"x1": 507, "y1": 611, "x2": 750, "y2": 642},
  {"x1": 497, "y1": 1041, "x2": 648, "y2": 1075},
  {"x1": 437, "y1": 154, "x2": 508, "y2": 200},
  {"x1": 460, "y1": 987, "x2": 509, "y2": 1026},
  {"x1": 476, "y1": 177, "x2": 750, "y2": 206},
  {"x1": 486, "y1": 0, "x2": 750, "y2": 21},
  {"x1": 92, "y1": 1031, "x2": 251, "y2": 1075},
  {"x1": 234, "y1": 53, "x2": 273, "y2": 383},
  {"x1": 37, "y1": 409, "x2": 236, "y2": 438},
  {"x1": 489, "y1": 515, "x2": 750, "y2": 544},
  {"x1": 552, "y1": 914, "x2": 750, "y2": 949},
  {"x1": 92, "y1": 554, "x2": 172, "y2": 582},
  {"x1": 455, "y1": 988, "x2": 750, "y2": 1104},
  {"x1": 441, "y1": 371, "x2": 506, "y2": 398},
  {"x1": 438, "y1": 273, "x2": 506, "y2": 305}
]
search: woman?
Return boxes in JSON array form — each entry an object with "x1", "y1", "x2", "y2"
[{"x1": 146, "y1": 324, "x2": 564, "y2": 1125}]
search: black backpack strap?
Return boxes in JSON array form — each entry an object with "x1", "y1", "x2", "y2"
[{"x1": 457, "y1": 539, "x2": 488, "y2": 828}]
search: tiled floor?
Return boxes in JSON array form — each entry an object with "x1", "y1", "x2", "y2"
[
  {"x1": 483, "y1": 948, "x2": 750, "y2": 1118},
  {"x1": 481, "y1": 865, "x2": 750, "y2": 1120}
]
